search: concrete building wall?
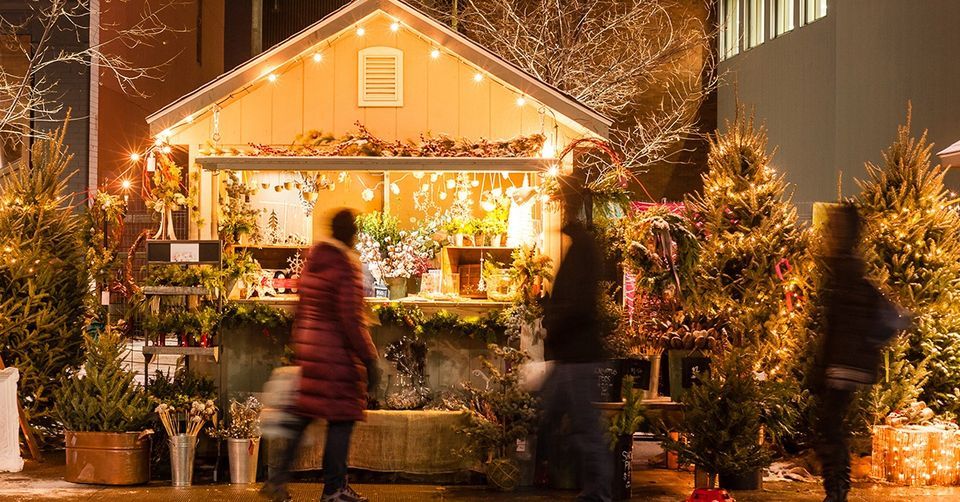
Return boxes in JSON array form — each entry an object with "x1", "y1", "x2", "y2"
[{"x1": 718, "y1": 0, "x2": 960, "y2": 216}]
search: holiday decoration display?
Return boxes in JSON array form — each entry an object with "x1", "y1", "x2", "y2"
[
  {"x1": 356, "y1": 212, "x2": 433, "y2": 281},
  {"x1": 857, "y1": 108, "x2": 960, "y2": 416},
  {"x1": 198, "y1": 124, "x2": 546, "y2": 159},
  {"x1": 384, "y1": 336, "x2": 430, "y2": 410},
  {"x1": 872, "y1": 422, "x2": 960, "y2": 486},
  {"x1": 146, "y1": 152, "x2": 192, "y2": 240},
  {"x1": 0, "y1": 124, "x2": 88, "y2": 440},
  {"x1": 615, "y1": 204, "x2": 699, "y2": 302}
]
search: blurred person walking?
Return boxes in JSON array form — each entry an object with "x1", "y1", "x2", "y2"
[
  {"x1": 540, "y1": 172, "x2": 612, "y2": 502},
  {"x1": 261, "y1": 209, "x2": 380, "y2": 502},
  {"x1": 814, "y1": 203, "x2": 908, "y2": 502}
]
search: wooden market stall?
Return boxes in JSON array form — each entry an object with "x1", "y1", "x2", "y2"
[{"x1": 142, "y1": 0, "x2": 611, "y2": 477}]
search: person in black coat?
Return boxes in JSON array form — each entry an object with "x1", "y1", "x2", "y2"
[
  {"x1": 814, "y1": 203, "x2": 908, "y2": 502},
  {"x1": 539, "y1": 171, "x2": 612, "y2": 502}
]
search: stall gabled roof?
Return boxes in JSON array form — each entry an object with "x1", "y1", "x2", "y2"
[
  {"x1": 938, "y1": 139, "x2": 960, "y2": 168},
  {"x1": 146, "y1": 0, "x2": 612, "y2": 139}
]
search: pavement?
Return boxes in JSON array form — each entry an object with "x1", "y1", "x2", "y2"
[{"x1": 3, "y1": 454, "x2": 960, "y2": 501}]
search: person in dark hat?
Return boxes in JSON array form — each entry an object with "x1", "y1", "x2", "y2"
[{"x1": 540, "y1": 170, "x2": 612, "y2": 502}]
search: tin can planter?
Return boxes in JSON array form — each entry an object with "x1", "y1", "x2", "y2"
[
  {"x1": 169, "y1": 434, "x2": 198, "y2": 486},
  {"x1": 227, "y1": 438, "x2": 260, "y2": 484},
  {"x1": 64, "y1": 431, "x2": 152, "y2": 485}
]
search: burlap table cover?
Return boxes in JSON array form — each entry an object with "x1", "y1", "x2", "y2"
[{"x1": 268, "y1": 410, "x2": 474, "y2": 474}]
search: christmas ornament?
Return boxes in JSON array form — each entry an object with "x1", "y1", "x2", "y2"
[{"x1": 362, "y1": 188, "x2": 375, "y2": 202}]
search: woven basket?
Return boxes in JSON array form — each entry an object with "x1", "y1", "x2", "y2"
[{"x1": 486, "y1": 458, "x2": 521, "y2": 491}]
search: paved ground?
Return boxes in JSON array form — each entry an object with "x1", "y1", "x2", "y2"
[{"x1": 3, "y1": 455, "x2": 960, "y2": 501}]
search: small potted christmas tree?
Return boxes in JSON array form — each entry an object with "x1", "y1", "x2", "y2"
[
  {"x1": 54, "y1": 329, "x2": 154, "y2": 485},
  {"x1": 459, "y1": 344, "x2": 538, "y2": 491}
]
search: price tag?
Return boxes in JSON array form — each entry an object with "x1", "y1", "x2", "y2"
[{"x1": 100, "y1": 290, "x2": 110, "y2": 306}]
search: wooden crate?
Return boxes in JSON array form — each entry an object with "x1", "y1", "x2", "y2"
[{"x1": 440, "y1": 246, "x2": 515, "y2": 299}]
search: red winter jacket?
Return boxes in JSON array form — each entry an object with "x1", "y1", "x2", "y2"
[{"x1": 292, "y1": 239, "x2": 378, "y2": 421}]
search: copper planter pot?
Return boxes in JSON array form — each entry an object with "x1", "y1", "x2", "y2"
[{"x1": 64, "y1": 430, "x2": 152, "y2": 485}]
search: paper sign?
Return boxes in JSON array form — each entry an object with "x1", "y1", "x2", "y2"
[{"x1": 170, "y1": 243, "x2": 200, "y2": 263}]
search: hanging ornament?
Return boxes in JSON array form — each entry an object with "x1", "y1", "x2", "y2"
[
  {"x1": 274, "y1": 185, "x2": 283, "y2": 192},
  {"x1": 457, "y1": 190, "x2": 469, "y2": 202},
  {"x1": 362, "y1": 188, "x2": 375, "y2": 202},
  {"x1": 430, "y1": 173, "x2": 439, "y2": 183},
  {"x1": 471, "y1": 179, "x2": 480, "y2": 187},
  {"x1": 492, "y1": 187, "x2": 503, "y2": 197},
  {"x1": 481, "y1": 198, "x2": 496, "y2": 212},
  {"x1": 261, "y1": 182, "x2": 270, "y2": 189},
  {"x1": 338, "y1": 171, "x2": 347, "y2": 183},
  {"x1": 413, "y1": 171, "x2": 425, "y2": 179},
  {"x1": 390, "y1": 182, "x2": 400, "y2": 195},
  {"x1": 446, "y1": 179, "x2": 456, "y2": 190},
  {"x1": 146, "y1": 153, "x2": 156, "y2": 172},
  {"x1": 439, "y1": 191, "x2": 448, "y2": 200},
  {"x1": 421, "y1": 183, "x2": 431, "y2": 192}
]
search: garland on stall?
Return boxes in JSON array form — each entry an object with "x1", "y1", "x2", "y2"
[
  {"x1": 373, "y1": 303, "x2": 506, "y2": 344},
  {"x1": 198, "y1": 122, "x2": 546, "y2": 159}
]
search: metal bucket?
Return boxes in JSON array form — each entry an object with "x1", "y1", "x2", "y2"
[
  {"x1": 169, "y1": 434, "x2": 198, "y2": 486},
  {"x1": 227, "y1": 438, "x2": 260, "y2": 484},
  {"x1": 64, "y1": 431, "x2": 152, "y2": 485}
]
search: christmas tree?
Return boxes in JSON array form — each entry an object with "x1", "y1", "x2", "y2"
[
  {"x1": 685, "y1": 111, "x2": 809, "y2": 375},
  {"x1": 856, "y1": 108, "x2": 958, "y2": 415},
  {"x1": 54, "y1": 329, "x2": 152, "y2": 432},
  {"x1": 0, "y1": 123, "x2": 88, "y2": 438}
]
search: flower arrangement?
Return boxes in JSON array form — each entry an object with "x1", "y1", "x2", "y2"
[
  {"x1": 156, "y1": 399, "x2": 218, "y2": 437},
  {"x1": 356, "y1": 212, "x2": 433, "y2": 280},
  {"x1": 147, "y1": 154, "x2": 189, "y2": 214},
  {"x1": 208, "y1": 396, "x2": 262, "y2": 439}
]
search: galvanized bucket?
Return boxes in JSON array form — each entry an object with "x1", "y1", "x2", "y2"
[
  {"x1": 227, "y1": 437, "x2": 260, "y2": 484},
  {"x1": 169, "y1": 434, "x2": 198, "y2": 486}
]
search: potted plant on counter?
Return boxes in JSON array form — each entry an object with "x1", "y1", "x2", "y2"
[
  {"x1": 209, "y1": 396, "x2": 263, "y2": 484},
  {"x1": 54, "y1": 329, "x2": 154, "y2": 485},
  {"x1": 460, "y1": 344, "x2": 538, "y2": 491}
]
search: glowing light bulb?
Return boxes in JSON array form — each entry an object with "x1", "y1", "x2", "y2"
[
  {"x1": 390, "y1": 22, "x2": 400, "y2": 32},
  {"x1": 356, "y1": 26, "x2": 366, "y2": 36},
  {"x1": 361, "y1": 188, "x2": 375, "y2": 202},
  {"x1": 121, "y1": 179, "x2": 132, "y2": 190},
  {"x1": 130, "y1": 153, "x2": 141, "y2": 162},
  {"x1": 413, "y1": 171, "x2": 425, "y2": 179},
  {"x1": 390, "y1": 182, "x2": 400, "y2": 195},
  {"x1": 185, "y1": 115, "x2": 194, "y2": 123},
  {"x1": 515, "y1": 97, "x2": 526, "y2": 107},
  {"x1": 313, "y1": 52, "x2": 323, "y2": 63},
  {"x1": 267, "y1": 73, "x2": 278, "y2": 83},
  {"x1": 546, "y1": 164, "x2": 560, "y2": 177},
  {"x1": 473, "y1": 72, "x2": 484, "y2": 82},
  {"x1": 541, "y1": 140, "x2": 556, "y2": 158},
  {"x1": 430, "y1": 48, "x2": 441, "y2": 59}
]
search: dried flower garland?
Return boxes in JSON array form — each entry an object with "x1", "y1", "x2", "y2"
[{"x1": 198, "y1": 122, "x2": 546, "y2": 158}]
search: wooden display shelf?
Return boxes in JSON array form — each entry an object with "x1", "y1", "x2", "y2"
[
  {"x1": 440, "y1": 246, "x2": 516, "y2": 298},
  {"x1": 142, "y1": 285, "x2": 214, "y2": 296},
  {"x1": 141, "y1": 345, "x2": 219, "y2": 363}
]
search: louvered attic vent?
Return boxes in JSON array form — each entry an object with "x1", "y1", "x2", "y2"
[{"x1": 359, "y1": 47, "x2": 403, "y2": 107}]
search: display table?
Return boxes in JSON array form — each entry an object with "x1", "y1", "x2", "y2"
[{"x1": 268, "y1": 410, "x2": 473, "y2": 475}]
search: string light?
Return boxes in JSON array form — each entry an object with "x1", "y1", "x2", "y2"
[
  {"x1": 390, "y1": 21, "x2": 400, "y2": 32},
  {"x1": 546, "y1": 164, "x2": 560, "y2": 177},
  {"x1": 473, "y1": 72, "x2": 484, "y2": 82},
  {"x1": 430, "y1": 48, "x2": 441, "y2": 59},
  {"x1": 313, "y1": 52, "x2": 323, "y2": 63},
  {"x1": 516, "y1": 97, "x2": 526, "y2": 107},
  {"x1": 356, "y1": 26, "x2": 366, "y2": 36},
  {"x1": 267, "y1": 73, "x2": 278, "y2": 83},
  {"x1": 129, "y1": 153, "x2": 140, "y2": 162},
  {"x1": 185, "y1": 115, "x2": 194, "y2": 123},
  {"x1": 121, "y1": 180, "x2": 132, "y2": 190},
  {"x1": 161, "y1": 145, "x2": 172, "y2": 154}
]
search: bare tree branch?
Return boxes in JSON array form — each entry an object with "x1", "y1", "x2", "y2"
[{"x1": 413, "y1": 0, "x2": 719, "y2": 177}]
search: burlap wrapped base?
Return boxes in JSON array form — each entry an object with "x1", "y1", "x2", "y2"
[{"x1": 268, "y1": 410, "x2": 473, "y2": 474}]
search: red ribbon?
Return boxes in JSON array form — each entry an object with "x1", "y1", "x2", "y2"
[{"x1": 775, "y1": 258, "x2": 797, "y2": 311}]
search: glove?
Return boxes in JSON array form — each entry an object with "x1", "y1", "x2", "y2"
[{"x1": 365, "y1": 359, "x2": 382, "y2": 394}]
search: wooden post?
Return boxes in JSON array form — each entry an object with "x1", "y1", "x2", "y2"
[{"x1": 0, "y1": 356, "x2": 42, "y2": 462}]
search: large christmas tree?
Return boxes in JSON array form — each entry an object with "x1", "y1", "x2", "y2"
[
  {"x1": 857, "y1": 110, "x2": 960, "y2": 415},
  {"x1": 0, "y1": 124, "x2": 88, "y2": 438},
  {"x1": 685, "y1": 111, "x2": 809, "y2": 375}
]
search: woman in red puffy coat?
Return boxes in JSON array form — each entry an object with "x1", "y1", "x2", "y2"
[{"x1": 262, "y1": 209, "x2": 379, "y2": 502}]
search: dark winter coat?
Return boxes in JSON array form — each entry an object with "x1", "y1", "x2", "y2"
[
  {"x1": 543, "y1": 221, "x2": 607, "y2": 363},
  {"x1": 819, "y1": 256, "x2": 907, "y2": 389},
  {"x1": 292, "y1": 239, "x2": 378, "y2": 421}
]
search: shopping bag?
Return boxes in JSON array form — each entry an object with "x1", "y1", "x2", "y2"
[{"x1": 260, "y1": 366, "x2": 301, "y2": 439}]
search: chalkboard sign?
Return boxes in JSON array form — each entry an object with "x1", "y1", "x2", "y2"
[
  {"x1": 623, "y1": 358, "x2": 652, "y2": 389},
  {"x1": 594, "y1": 361, "x2": 624, "y2": 402},
  {"x1": 681, "y1": 357, "x2": 711, "y2": 388}
]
